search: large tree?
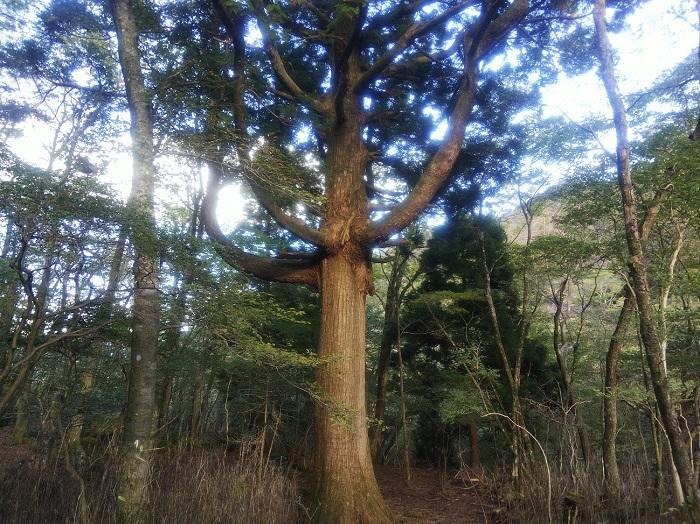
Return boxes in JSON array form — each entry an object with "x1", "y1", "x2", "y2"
[{"x1": 185, "y1": 2, "x2": 560, "y2": 520}]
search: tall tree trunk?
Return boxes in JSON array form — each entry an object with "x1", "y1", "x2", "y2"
[
  {"x1": 603, "y1": 186, "x2": 668, "y2": 501},
  {"x1": 482, "y1": 234, "x2": 528, "y2": 478},
  {"x1": 594, "y1": 3, "x2": 700, "y2": 519},
  {"x1": 396, "y1": 309, "x2": 411, "y2": 487},
  {"x1": 112, "y1": 1, "x2": 160, "y2": 522},
  {"x1": 312, "y1": 252, "x2": 392, "y2": 524}
]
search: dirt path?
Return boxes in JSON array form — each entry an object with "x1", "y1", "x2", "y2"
[{"x1": 376, "y1": 465, "x2": 490, "y2": 523}]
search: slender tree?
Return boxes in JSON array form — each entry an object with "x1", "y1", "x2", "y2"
[
  {"x1": 603, "y1": 184, "x2": 670, "y2": 501},
  {"x1": 370, "y1": 245, "x2": 413, "y2": 461},
  {"x1": 594, "y1": 1, "x2": 700, "y2": 519},
  {"x1": 111, "y1": 0, "x2": 160, "y2": 521}
]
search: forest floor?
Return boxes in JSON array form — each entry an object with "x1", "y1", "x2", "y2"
[
  {"x1": 0, "y1": 426, "x2": 36, "y2": 469},
  {"x1": 376, "y1": 465, "x2": 490, "y2": 523},
  {"x1": 0, "y1": 427, "x2": 491, "y2": 523}
]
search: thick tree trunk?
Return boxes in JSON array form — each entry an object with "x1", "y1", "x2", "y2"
[
  {"x1": 112, "y1": 1, "x2": 160, "y2": 522},
  {"x1": 312, "y1": 252, "x2": 392, "y2": 524},
  {"x1": 594, "y1": 3, "x2": 700, "y2": 519}
]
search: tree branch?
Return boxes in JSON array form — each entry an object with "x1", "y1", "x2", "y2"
[
  {"x1": 356, "y1": 0, "x2": 476, "y2": 92},
  {"x1": 365, "y1": 0, "x2": 531, "y2": 242},
  {"x1": 254, "y1": 8, "x2": 330, "y2": 114},
  {"x1": 211, "y1": 2, "x2": 328, "y2": 248},
  {"x1": 473, "y1": 0, "x2": 530, "y2": 59},
  {"x1": 365, "y1": 63, "x2": 478, "y2": 242},
  {"x1": 201, "y1": 173, "x2": 320, "y2": 287}
]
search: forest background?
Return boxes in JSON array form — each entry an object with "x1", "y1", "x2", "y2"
[{"x1": 0, "y1": 0, "x2": 699, "y2": 523}]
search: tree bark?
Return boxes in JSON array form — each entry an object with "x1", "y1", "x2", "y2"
[
  {"x1": 112, "y1": 1, "x2": 160, "y2": 522},
  {"x1": 603, "y1": 185, "x2": 669, "y2": 501},
  {"x1": 602, "y1": 291, "x2": 633, "y2": 501},
  {"x1": 312, "y1": 252, "x2": 393, "y2": 523},
  {"x1": 594, "y1": 2, "x2": 700, "y2": 519},
  {"x1": 468, "y1": 421, "x2": 480, "y2": 469}
]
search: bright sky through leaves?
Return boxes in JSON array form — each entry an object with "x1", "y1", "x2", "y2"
[{"x1": 4, "y1": 0, "x2": 697, "y2": 227}]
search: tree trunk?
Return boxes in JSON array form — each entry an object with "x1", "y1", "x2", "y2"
[
  {"x1": 468, "y1": 420, "x2": 480, "y2": 469},
  {"x1": 11, "y1": 388, "x2": 28, "y2": 445},
  {"x1": 155, "y1": 376, "x2": 173, "y2": 434},
  {"x1": 66, "y1": 367, "x2": 94, "y2": 471},
  {"x1": 396, "y1": 314, "x2": 412, "y2": 487},
  {"x1": 312, "y1": 252, "x2": 392, "y2": 524},
  {"x1": 603, "y1": 186, "x2": 668, "y2": 501},
  {"x1": 112, "y1": 1, "x2": 160, "y2": 522},
  {"x1": 594, "y1": 3, "x2": 700, "y2": 519},
  {"x1": 603, "y1": 291, "x2": 633, "y2": 500},
  {"x1": 190, "y1": 379, "x2": 205, "y2": 438}
]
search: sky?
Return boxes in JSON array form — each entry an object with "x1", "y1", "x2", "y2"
[{"x1": 4, "y1": 0, "x2": 698, "y2": 229}]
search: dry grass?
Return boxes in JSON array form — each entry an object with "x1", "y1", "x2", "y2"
[
  {"x1": 483, "y1": 457, "x2": 681, "y2": 523},
  {"x1": 150, "y1": 441, "x2": 300, "y2": 524},
  {"x1": 0, "y1": 431, "x2": 300, "y2": 523}
]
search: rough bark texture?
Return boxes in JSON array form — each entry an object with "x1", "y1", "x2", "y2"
[
  {"x1": 594, "y1": 2, "x2": 700, "y2": 518},
  {"x1": 313, "y1": 253, "x2": 392, "y2": 523},
  {"x1": 311, "y1": 82, "x2": 392, "y2": 520},
  {"x1": 112, "y1": 1, "x2": 160, "y2": 522}
]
